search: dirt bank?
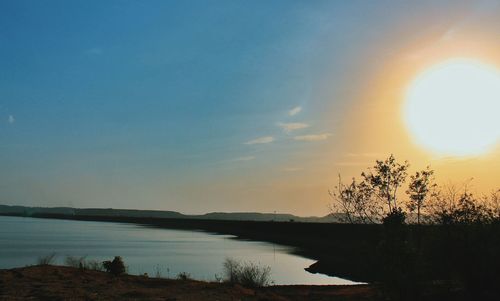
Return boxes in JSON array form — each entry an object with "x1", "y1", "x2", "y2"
[{"x1": 0, "y1": 265, "x2": 376, "y2": 301}]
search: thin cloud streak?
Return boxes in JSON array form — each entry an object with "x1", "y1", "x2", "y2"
[
  {"x1": 288, "y1": 106, "x2": 302, "y2": 116},
  {"x1": 293, "y1": 133, "x2": 331, "y2": 141},
  {"x1": 7, "y1": 115, "x2": 15, "y2": 124},
  {"x1": 244, "y1": 136, "x2": 275, "y2": 145},
  {"x1": 277, "y1": 122, "x2": 309, "y2": 132}
]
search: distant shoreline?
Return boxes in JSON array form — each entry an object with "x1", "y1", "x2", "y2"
[{"x1": 0, "y1": 204, "x2": 342, "y2": 223}]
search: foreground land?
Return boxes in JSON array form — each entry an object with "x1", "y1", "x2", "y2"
[{"x1": 0, "y1": 265, "x2": 376, "y2": 301}]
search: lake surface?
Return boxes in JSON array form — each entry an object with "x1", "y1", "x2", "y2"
[{"x1": 0, "y1": 216, "x2": 357, "y2": 285}]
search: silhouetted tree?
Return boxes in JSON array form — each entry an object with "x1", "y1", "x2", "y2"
[
  {"x1": 361, "y1": 154, "x2": 409, "y2": 216},
  {"x1": 328, "y1": 156, "x2": 500, "y2": 299},
  {"x1": 452, "y1": 192, "x2": 491, "y2": 224},
  {"x1": 329, "y1": 175, "x2": 379, "y2": 223},
  {"x1": 406, "y1": 167, "x2": 435, "y2": 225},
  {"x1": 330, "y1": 155, "x2": 414, "y2": 223},
  {"x1": 428, "y1": 183, "x2": 492, "y2": 225},
  {"x1": 484, "y1": 189, "x2": 500, "y2": 221}
]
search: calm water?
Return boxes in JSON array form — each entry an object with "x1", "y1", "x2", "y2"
[{"x1": 0, "y1": 216, "x2": 357, "y2": 285}]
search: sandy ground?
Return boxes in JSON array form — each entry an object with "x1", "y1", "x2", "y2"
[{"x1": 0, "y1": 265, "x2": 376, "y2": 301}]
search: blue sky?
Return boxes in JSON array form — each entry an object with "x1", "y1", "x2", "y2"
[{"x1": 1, "y1": 0, "x2": 498, "y2": 215}]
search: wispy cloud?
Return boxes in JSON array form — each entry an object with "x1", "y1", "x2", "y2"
[
  {"x1": 244, "y1": 136, "x2": 275, "y2": 145},
  {"x1": 7, "y1": 115, "x2": 15, "y2": 124},
  {"x1": 293, "y1": 133, "x2": 331, "y2": 141},
  {"x1": 233, "y1": 156, "x2": 255, "y2": 162},
  {"x1": 277, "y1": 122, "x2": 309, "y2": 133},
  {"x1": 288, "y1": 106, "x2": 302, "y2": 116}
]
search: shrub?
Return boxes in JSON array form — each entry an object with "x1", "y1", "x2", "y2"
[
  {"x1": 176, "y1": 272, "x2": 191, "y2": 280},
  {"x1": 223, "y1": 258, "x2": 241, "y2": 283},
  {"x1": 102, "y1": 256, "x2": 126, "y2": 276},
  {"x1": 37, "y1": 253, "x2": 56, "y2": 265},
  {"x1": 383, "y1": 208, "x2": 407, "y2": 227},
  {"x1": 222, "y1": 258, "x2": 272, "y2": 287}
]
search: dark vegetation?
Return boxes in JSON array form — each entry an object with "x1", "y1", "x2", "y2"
[
  {"x1": 37, "y1": 255, "x2": 124, "y2": 275},
  {"x1": 102, "y1": 256, "x2": 126, "y2": 276},
  {"x1": 328, "y1": 154, "x2": 500, "y2": 300},
  {"x1": 223, "y1": 258, "x2": 273, "y2": 287},
  {"x1": 176, "y1": 271, "x2": 192, "y2": 281}
]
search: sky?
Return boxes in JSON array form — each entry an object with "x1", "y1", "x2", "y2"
[{"x1": 1, "y1": 0, "x2": 499, "y2": 216}]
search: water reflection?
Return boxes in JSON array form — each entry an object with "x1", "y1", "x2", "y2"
[{"x1": 0, "y1": 216, "x2": 358, "y2": 285}]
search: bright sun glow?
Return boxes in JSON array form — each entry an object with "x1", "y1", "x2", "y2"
[{"x1": 404, "y1": 58, "x2": 500, "y2": 156}]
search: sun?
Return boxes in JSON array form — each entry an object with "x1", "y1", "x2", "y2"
[{"x1": 404, "y1": 58, "x2": 500, "y2": 156}]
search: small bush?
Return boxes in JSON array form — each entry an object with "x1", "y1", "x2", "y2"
[
  {"x1": 176, "y1": 272, "x2": 191, "y2": 280},
  {"x1": 103, "y1": 256, "x2": 126, "y2": 276},
  {"x1": 222, "y1": 258, "x2": 272, "y2": 287},
  {"x1": 223, "y1": 258, "x2": 241, "y2": 283},
  {"x1": 383, "y1": 208, "x2": 406, "y2": 227},
  {"x1": 37, "y1": 253, "x2": 57, "y2": 265}
]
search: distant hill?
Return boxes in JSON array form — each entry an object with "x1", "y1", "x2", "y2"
[
  {"x1": 197, "y1": 212, "x2": 340, "y2": 223},
  {"x1": 0, "y1": 204, "x2": 342, "y2": 223}
]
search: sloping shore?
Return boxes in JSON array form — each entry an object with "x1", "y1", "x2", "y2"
[{"x1": 0, "y1": 265, "x2": 376, "y2": 301}]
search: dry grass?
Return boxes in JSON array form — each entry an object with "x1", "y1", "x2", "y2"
[
  {"x1": 223, "y1": 258, "x2": 272, "y2": 287},
  {"x1": 0, "y1": 265, "x2": 375, "y2": 301}
]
